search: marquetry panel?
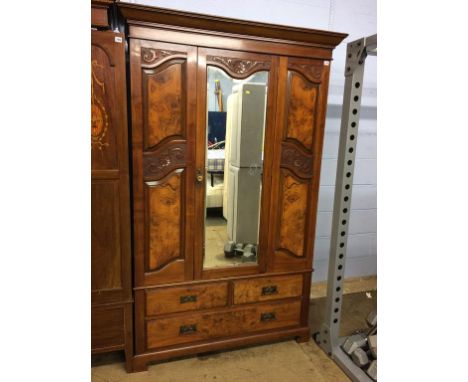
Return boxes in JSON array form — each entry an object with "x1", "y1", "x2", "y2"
[
  {"x1": 144, "y1": 61, "x2": 186, "y2": 149},
  {"x1": 146, "y1": 170, "x2": 184, "y2": 271},
  {"x1": 277, "y1": 171, "x2": 308, "y2": 258},
  {"x1": 285, "y1": 71, "x2": 318, "y2": 151},
  {"x1": 91, "y1": 44, "x2": 119, "y2": 170},
  {"x1": 92, "y1": 179, "x2": 122, "y2": 290}
]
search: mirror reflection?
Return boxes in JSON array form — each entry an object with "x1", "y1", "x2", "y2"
[{"x1": 204, "y1": 67, "x2": 268, "y2": 269}]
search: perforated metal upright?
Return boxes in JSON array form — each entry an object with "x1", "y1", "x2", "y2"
[{"x1": 315, "y1": 34, "x2": 377, "y2": 382}]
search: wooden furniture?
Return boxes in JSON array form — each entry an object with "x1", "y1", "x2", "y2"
[
  {"x1": 119, "y1": 3, "x2": 346, "y2": 372},
  {"x1": 91, "y1": 1, "x2": 133, "y2": 371}
]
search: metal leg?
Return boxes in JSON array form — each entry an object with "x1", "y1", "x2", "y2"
[{"x1": 315, "y1": 34, "x2": 377, "y2": 382}]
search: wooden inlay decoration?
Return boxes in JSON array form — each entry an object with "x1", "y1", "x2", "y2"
[
  {"x1": 277, "y1": 172, "x2": 308, "y2": 257},
  {"x1": 141, "y1": 47, "x2": 186, "y2": 67},
  {"x1": 286, "y1": 72, "x2": 317, "y2": 150},
  {"x1": 280, "y1": 141, "x2": 313, "y2": 179},
  {"x1": 207, "y1": 55, "x2": 270, "y2": 77},
  {"x1": 91, "y1": 59, "x2": 110, "y2": 151},
  {"x1": 143, "y1": 140, "x2": 187, "y2": 180},
  {"x1": 146, "y1": 170, "x2": 183, "y2": 271},
  {"x1": 145, "y1": 63, "x2": 185, "y2": 148}
]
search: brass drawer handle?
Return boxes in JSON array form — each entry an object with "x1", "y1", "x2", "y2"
[
  {"x1": 180, "y1": 294, "x2": 197, "y2": 304},
  {"x1": 260, "y1": 312, "x2": 276, "y2": 322},
  {"x1": 261, "y1": 285, "x2": 278, "y2": 296},
  {"x1": 179, "y1": 324, "x2": 197, "y2": 335}
]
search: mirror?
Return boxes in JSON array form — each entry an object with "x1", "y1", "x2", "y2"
[{"x1": 203, "y1": 66, "x2": 269, "y2": 269}]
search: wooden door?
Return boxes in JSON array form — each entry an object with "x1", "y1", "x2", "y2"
[
  {"x1": 268, "y1": 56, "x2": 330, "y2": 272},
  {"x1": 130, "y1": 39, "x2": 197, "y2": 287},
  {"x1": 91, "y1": 30, "x2": 131, "y2": 306}
]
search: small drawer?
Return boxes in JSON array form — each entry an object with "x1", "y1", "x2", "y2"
[
  {"x1": 146, "y1": 300, "x2": 301, "y2": 349},
  {"x1": 233, "y1": 275, "x2": 303, "y2": 304},
  {"x1": 145, "y1": 282, "x2": 228, "y2": 316}
]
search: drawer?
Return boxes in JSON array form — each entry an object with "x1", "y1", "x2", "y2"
[
  {"x1": 146, "y1": 282, "x2": 228, "y2": 316},
  {"x1": 146, "y1": 300, "x2": 301, "y2": 349},
  {"x1": 233, "y1": 275, "x2": 303, "y2": 304}
]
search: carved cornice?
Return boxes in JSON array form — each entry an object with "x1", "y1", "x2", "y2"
[
  {"x1": 280, "y1": 141, "x2": 313, "y2": 179},
  {"x1": 289, "y1": 63, "x2": 323, "y2": 83},
  {"x1": 207, "y1": 55, "x2": 270, "y2": 78},
  {"x1": 141, "y1": 47, "x2": 186, "y2": 68},
  {"x1": 143, "y1": 140, "x2": 187, "y2": 179}
]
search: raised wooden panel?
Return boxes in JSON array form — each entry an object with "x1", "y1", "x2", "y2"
[
  {"x1": 146, "y1": 170, "x2": 183, "y2": 271},
  {"x1": 285, "y1": 71, "x2": 317, "y2": 150},
  {"x1": 233, "y1": 275, "x2": 303, "y2": 304},
  {"x1": 146, "y1": 300, "x2": 301, "y2": 349},
  {"x1": 144, "y1": 61, "x2": 186, "y2": 148},
  {"x1": 277, "y1": 171, "x2": 308, "y2": 257},
  {"x1": 92, "y1": 305, "x2": 125, "y2": 351},
  {"x1": 92, "y1": 180, "x2": 122, "y2": 291},
  {"x1": 145, "y1": 282, "x2": 228, "y2": 316}
]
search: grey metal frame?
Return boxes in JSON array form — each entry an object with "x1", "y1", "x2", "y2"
[{"x1": 315, "y1": 34, "x2": 377, "y2": 382}]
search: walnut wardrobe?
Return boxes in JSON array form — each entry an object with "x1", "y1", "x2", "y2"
[{"x1": 91, "y1": 1, "x2": 347, "y2": 373}]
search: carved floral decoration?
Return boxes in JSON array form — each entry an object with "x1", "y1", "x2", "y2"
[
  {"x1": 281, "y1": 145, "x2": 313, "y2": 178},
  {"x1": 207, "y1": 55, "x2": 268, "y2": 76},
  {"x1": 141, "y1": 48, "x2": 185, "y2": 66},
  {"x1": 144, "y1": 145, "x2": 186, "y2": 179}
]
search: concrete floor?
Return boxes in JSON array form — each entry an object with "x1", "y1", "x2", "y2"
[{"x1": 92, "y1": 287, "x2": 376, "y2": 382}]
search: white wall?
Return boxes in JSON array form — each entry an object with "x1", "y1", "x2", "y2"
[{"x1": 124, "y1": 0, "x2": 377, "y2": 281}]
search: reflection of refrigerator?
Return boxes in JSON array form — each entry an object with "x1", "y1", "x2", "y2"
[{"x1": 223, "y1": 83, "x2": 267, "y2": 245}]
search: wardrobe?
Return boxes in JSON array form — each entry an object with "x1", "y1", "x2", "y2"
[{"x1": 91, "y1": 1, "x2": 346, "y2": 373}]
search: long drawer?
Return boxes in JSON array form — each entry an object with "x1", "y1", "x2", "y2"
[
  {"x1": 146, "y1": 282, "x2": 228, "y2": 316},
  {"x1": 146, "y1": 300, "x2": 301, "y2": 349},
  {"x1": 233, "y1": 274, "x2": 303, "y2": 304}
]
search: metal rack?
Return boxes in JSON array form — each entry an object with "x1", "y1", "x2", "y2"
[{"x1": 315, "y1": 34, "x2": 377, "y2": 382}]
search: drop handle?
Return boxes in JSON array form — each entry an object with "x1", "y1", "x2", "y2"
[{"x1": 196, "y1": 169, "x2": 204, "y2": 184}]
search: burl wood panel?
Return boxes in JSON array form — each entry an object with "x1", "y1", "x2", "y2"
[
  {"x1": 278, "y1": 172, "x2": 308, "y2": 257},
  {"x1": 91, "y1": 44, "x2": 119, "y2": 170},
  {"x1": 145, "y1": 282, "x2": 228, "y2": 316},
  {"x1": 285, "y1": 72, "x2": 317, "y2": 150},
  {"x1": 233, "y1": 274, "x2": 303, "y2": 304},
  {"x1": 91, "y1": 180, "x2": 122, "y2": 291},
  {"x1": 146, "y1": 300, "x2": 301, "y2": 349},
  {"x1": 146, "y1": 170, "x2": 183, "y2": 271},
  {"x1": 92, "y1": 306, "x2": 125, "y2": 350},
  {"x1": 145, "y1": 62, "x2": 185, "y2": 148}
]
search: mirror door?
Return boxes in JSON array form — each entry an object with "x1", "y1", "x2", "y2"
[{"x1": 195, "y1": 48, "x2": 278, "y2": 278}]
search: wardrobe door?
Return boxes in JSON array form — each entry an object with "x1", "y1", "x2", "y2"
[
  {"x1": 91, "y1": 30, "x2": 131, "y2": 306},
  {"x1": 130, "y1": 39, "x2": 197, "y2": 286},
  {"x1": 268, "y1": 56, "x2": 330, "y2": 272},
  {"x1": 91, "y1": 30, "x2": 132, "y2": 363}
]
